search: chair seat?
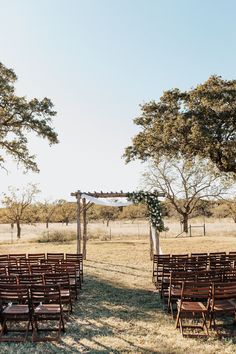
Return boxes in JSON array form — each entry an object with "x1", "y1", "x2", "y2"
[
  {"x1": 3, "y1": 305, "x2": 29, "y2": 315},
  {"x1": 178, "y1": 301, "x2": 208, "y2": 312},
  {"x1": 212, "y1": 299, "x2": 236, "y2": 312},
  {"x1": 34, "y1": 304, "x2": 61, "y2": 314}
]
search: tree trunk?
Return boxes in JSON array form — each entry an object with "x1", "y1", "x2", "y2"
[
  {"x1": 66, "y1": 218, "x2": 69, "y2": 226},
  {"x1": 182, "y1": 214, "x2": 189, "y2": 233},
  {"x1": 46, "y1": 219, "x2": 49, "y2": 229},
  {"x1": 16, "y1": 221, "x2": 21, "y2": 239}
]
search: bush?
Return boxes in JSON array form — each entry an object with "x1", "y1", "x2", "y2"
[{"x1": 37, "y1": 230, "x2": 76, "y2": 243}]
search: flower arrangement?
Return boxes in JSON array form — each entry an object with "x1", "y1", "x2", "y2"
[{"x1": 127, "y1": 191, "x2": 165, "y2": 231}]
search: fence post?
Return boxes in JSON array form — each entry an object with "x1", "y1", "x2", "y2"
[{"x1": 189, "y1": 225, "x2": 192, "y2": 237}]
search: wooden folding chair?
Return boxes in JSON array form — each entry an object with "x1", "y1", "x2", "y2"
[
  {"x1": 8, "y1": 265, "x2": 30, "y2": 276},
  {"x1": 18, "y1": 274, "x2": 44, "y2": 285},
  {"x1": 9, "y1": 254, "x2": 26, "y2": 265},
  {"x1": 209, "y1": 282, "x2": 236, "y2": 330},
  {"x1": 30, "y1": 264, "x2": 53, "y2": 275},
  {"x1": 0, "y1": 255, "x2": 9, "y2": 262},
  {"x1": 65, "y1": 253, "x2": 84, "y2": 282},
  {"x1": 0, "y1": 275, "x2": 17, "y2": 285},
  {"x1": 28, "y1": 253, "x2": 46, "y2": 262},
  {"x1": 44, "y1": 273, "x2": 73, "y2": 313},
  {"x1": 55, "y1": 264, "x2": 80, "y2": 299},
  {"x1": 30, "y1": 284, "x2": 65, "y2": 342},
  {"x1": 0, "y1": 284, "x2": 31, "y2": 342},
  {"x1": 47, "y1": 253, "x2": 64, "y2": 261},
  {"x1": 175, "y1": 281, "x2": 211, "y2": 337},
  {"x1": 167, "y1": 271, "x2": 196, "y2": 316}
]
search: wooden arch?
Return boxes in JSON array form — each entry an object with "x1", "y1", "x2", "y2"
[{"x1": 71, "y1": 190, "x2": 164, "y2": 259}]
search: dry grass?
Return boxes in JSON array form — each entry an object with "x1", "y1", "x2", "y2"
[{"x1": 0, "y1": 224, "x2": 235, "y2": 352}]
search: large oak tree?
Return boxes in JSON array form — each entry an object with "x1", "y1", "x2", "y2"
[
  {"x1": 0, "y1": 62, "x2": 58, "y2": 172},
  {"x1": 124, "y1": 76, "x2": 236, "y2": 174}
]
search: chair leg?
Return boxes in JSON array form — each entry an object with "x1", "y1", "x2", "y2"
[
  {"x1": 175, "y1": 309, "x2": 180, "y2": 329},
  {"x1": 202, "y1": 313, "x2": 209, "y2": 336}
]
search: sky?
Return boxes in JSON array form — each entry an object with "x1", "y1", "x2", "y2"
[{"x1": 0, "y1": 0, "x2": 236, "y2": 202}]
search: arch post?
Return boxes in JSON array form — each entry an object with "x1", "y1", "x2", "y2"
[
  {"x1": 151, "y1": 225, "x2": 159, "y2": 255},
  {"x1": 76, "y1": 192, "x2": 82, "y2": 254}
]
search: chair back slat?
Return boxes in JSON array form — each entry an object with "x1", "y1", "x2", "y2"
[
  {"x1": 47, "y1": 253, "x2": 64, "y2": 260},
  {"x1": 18, "y1": 274, "x2": 44, "y2": 285}
]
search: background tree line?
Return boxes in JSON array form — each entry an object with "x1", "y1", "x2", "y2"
[{"x1": 0, "y1": 185, "x2": 235, "y2": 239}]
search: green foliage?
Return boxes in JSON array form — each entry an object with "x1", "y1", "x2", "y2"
[
  {"x1": 127, "y1": 191, "x2": 164, "y2": 231},
  {"x1": 0, "y1": 62, "x2": 58, "y2": 172},
  {"x1": 37, "y1": 230, "x2": 76, "y2": 243},
  {"x1": 124, "y1": 76, "x2": 236, "y2": 174}
]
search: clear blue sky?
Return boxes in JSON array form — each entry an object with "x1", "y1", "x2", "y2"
[{"x1": 0, "y1": 0, "x2": 236, "y2": 201}]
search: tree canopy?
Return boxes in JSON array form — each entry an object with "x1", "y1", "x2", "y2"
[
  {"x1": 0, "y1": 62, "x2": 58, "y2": 172},
  {"x1": 124, "y1": 76, "x2": 236, "y2": 174}
]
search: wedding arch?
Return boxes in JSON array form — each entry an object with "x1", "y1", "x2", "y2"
[{"x1": 71, "y1": 190, "x2": 165, "y2": 259}]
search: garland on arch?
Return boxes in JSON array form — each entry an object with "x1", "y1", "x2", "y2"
[{"x1": 127, "y1": 190, "x2": 165, "y2": 232}]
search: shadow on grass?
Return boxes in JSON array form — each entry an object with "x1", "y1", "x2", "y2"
[
  {"x1": 60, "y1": 274, "x2": 165, "y2": 353},
  {"x1": 0, "y1": 274, "x2": 169, "y2": 354}
]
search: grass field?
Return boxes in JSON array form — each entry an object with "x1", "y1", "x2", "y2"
[{"x1": 0, "y1": 220, "x2": 235, "y2": 353}]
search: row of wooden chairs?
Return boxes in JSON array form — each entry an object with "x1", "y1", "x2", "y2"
[
  {"x1": 167, "y1": 269, "x2": 236, "y2": 315},
  {"x1": 0, "y1": 283, "x2": 66, "y2": 342},
  {"x1": 175, "y1": 281, "x2": 236, "y2": 337},
  {"x1": 0, "y1": 253, "x2": 83, "y2": 282},
  {"x1": 153, "y1": 253, "x2": 236, "y2": 290}
]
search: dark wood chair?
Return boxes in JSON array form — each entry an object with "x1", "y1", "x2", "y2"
[
  {"x1": 30, "y1": 284, "x2": 65, "y2": 342},
  {"x1": 209, "y1": 282, "x2": 236, "y2": 330},
  {"x1": 8, "y1": 265, "x2": 30, "y2": 276},
  {"x1": 0, "y1": 275, "x2": 17, "y2": 284},
  {"x1": 65, "y1": 253, "x2": 83, "y2": 282},
  {"x1": 175, "y1": 281, "x2": 211, "y2": 337},
  {"x1": 44, "y1": 273, "x2": 73, "y2": 313},
  {"x1": 0, "y1": 255, "x2": 9, "y2": 262},
  {"x1": 47, "y1": 253, "x2": 64, "y2": 261},
  {"x1": 152, "y1": 254, "x2": 170, "y2": 289},
  {"x1": 0, "y1": 284, "x2": 31, "y2": 342},
  {"x1": 167, "y1": 271, "x2": 196, "y2": 316},
  {"x1": 28, "y1": 253, "x2": 45, "y2": 262},
  {"x1": 9, "y1": 254, "x2": 27, "y2": 265},
  {"x1": 30, "y1": 264, "x2": 53, "y2": 275},
  {"x1": 55, "y1": 264, "x2": 80, "y2": 299},
  {"x1": 18, "y1": 274, "x2": 44, "y2": 285}
]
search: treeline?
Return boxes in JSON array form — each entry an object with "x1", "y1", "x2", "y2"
[{"x1": 0, "y1": 199, "x2": 235, "y2": 238}]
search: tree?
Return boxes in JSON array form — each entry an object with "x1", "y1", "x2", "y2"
[
  {"x1": 57, "y1": 200, "x2": 77, "y2": 225},
  {"x1": 2, "y1": 184, "x2": 40, "y2": 238},
  {"x1": 97, "y1": 206, "x2": 120, "y2": 227},
  {"x1": 143, "y1": 158, "x2": 233, "y2": 234},
  {"x1": 124, "y1": 76, "x2": 236, "y2": 174},
  {"x1": 119, "y1": 204, "x2": 147, "y2": 222},
  {"x1": 213, "y1": 199, "x2": 236, "y2": 223},
  {"x1": 38, "y1": 200, "x2": 60, "y2": 228},
  {"x1": 0, "y1": 62, "x2": 58, "y2": 172}
]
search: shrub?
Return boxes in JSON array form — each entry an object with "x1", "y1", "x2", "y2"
[{"x1": 37, "y1": 230, "x2": 76, "y2": 243}]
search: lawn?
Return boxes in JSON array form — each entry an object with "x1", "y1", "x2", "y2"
[{"x1": 0, "y1": 229, "x2": 236, "y2": 353}]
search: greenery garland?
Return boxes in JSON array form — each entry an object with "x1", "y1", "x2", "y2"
[{"x1": 127, "y1": 191, "x2": 165, "y2": 232}]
